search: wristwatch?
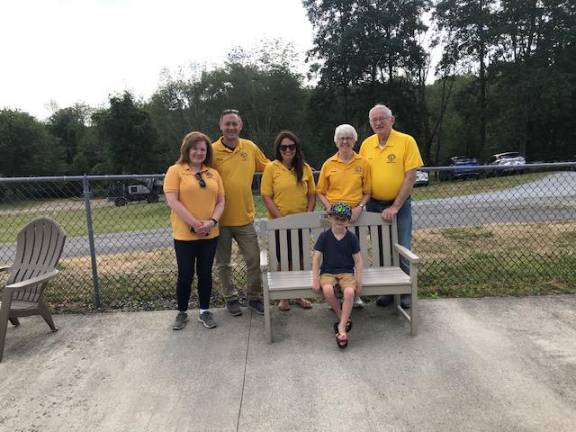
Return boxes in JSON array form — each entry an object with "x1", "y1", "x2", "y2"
[
  {"x1": 359, "y1": 203, "x2": 366, "y2": 210},
  {"x1": 210, "y1": 218, "x2": 218, "y2": 226}
]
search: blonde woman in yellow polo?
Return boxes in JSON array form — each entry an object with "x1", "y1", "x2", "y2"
[
  {"x1": 317, "y1": 124, "x2": 371, "y2": 308},
  {"x1": 164, "y1": 131, "x2": 225, "y2": 331},
  {"x1": 261, "y1": 130, "x2": 316, "y2": 312}
]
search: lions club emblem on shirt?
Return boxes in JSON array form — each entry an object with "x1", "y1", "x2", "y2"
[
  {"x1": 354, "y1": 166, "x2": 363, "y2": 174},
  {"x1": 240, "y1": 151, "x2": 248, "y2": 161},
  {"x1": 387, "y1": 154, "x2": 396, "y2": 163}
]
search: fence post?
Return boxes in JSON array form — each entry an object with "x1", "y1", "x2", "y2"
[{"x1": 83, "y1": 175, "x2": 101, "y2": 309}]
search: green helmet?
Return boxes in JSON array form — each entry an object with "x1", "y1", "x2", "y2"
[{"x1": 329, "y1": 202, "x2": 352, "y2": 220}]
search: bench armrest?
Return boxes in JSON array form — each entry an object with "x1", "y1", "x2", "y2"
[
  {"x1": 260, "y1": 250, "x2": 269, "y2": 272},
  {"x1": 0, "y1": 264, "x2": 10, "y2": 273},
  {"x1": 394, "y1": 244, "x2": 420, "y2": 265},
  {"x1": 5, "y1": 270, "x2": 60, "y2": 291}
]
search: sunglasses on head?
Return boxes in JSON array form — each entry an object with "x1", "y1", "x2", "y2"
[
  {"x1": 221, "y1": 109, "x2": 240, "y2": 116},
  {"x1": 279, "y1": 144, "x2": 296, "y2": 152},
  {"x1": 195, "y1": 172, "x2": 206, "y2": 188}
]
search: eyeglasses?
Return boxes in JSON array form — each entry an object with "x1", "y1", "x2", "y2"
[
  {"x1": 370, "y1": 116, "x2": 391, "y2": 123},
  {"x1": 337, "y1": 136, "x2": 355, "y2": 141},
  {"x1": 195, "y1": 172, "x2": 206, "y2": 188},
  {"x1": 279, "y1": 144, "x2": 296, "y2": 152}
]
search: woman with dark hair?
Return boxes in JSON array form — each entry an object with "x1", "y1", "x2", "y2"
[
  {"x1": 164, "y1": 131, "x2": 225, "y2": 330},
  {"x1": 260, "y1": 130, "x2": 316, "y2": 311}
]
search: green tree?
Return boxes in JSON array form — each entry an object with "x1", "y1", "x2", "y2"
[
  {"x1": 92, "y1": 92, "x2": 159, "y2": 174},
  {"x1": 0, "y1": 109, "x2": 63, "y2": 177},
  {"x1": 46, "y1": 104, "x2": 92, "y2": 174},
  {"x1": 434, "y1": 0, "x2": 500, "y2": 156}
]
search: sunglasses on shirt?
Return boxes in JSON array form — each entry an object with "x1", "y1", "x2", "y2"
[{"x1": 195, "y1": 172, "x2": 206, "y2": 188}]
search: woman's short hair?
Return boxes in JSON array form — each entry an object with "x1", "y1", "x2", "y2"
[
  {"x1": 273, "y1": 130, "x2": 305, "y2": 183},
  {"x1": 334, "y1": 124, "x2": 358, "y2": 143},
  {"x1": 177, "y1": 131, "x2": 213, "y2": 166}
]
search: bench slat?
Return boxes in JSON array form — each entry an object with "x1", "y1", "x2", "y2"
[
  {"x1": 290, "y1": 229, "x2": 300, "y2": 270},
  {"x1": 301, "y1": 229, "x2": 311, "y2": 270},
  {"x1": 279, "y1": 229, "x2": 289, "y2": 271}
]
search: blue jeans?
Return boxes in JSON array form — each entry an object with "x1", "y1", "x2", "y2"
[{"x1": 366, "y1": 197, "x2": 412, "y2": 274}]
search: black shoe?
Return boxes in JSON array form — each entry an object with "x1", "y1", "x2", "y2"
[
  {"x1": 172, "y1": 312, "x2": 189, "y2": 330},
  {"x1": 247, "y1": 299, "x2": 265, "y2": 315},
  {"x1": 375, "y1": 295, "x2": 394, "y2": 307},
  {"x1": 226, "y1": 299, "x2": 242, "y2": 316},
  {"x1": 400, "y1": 294, "x2": 411, "y2": 309}
]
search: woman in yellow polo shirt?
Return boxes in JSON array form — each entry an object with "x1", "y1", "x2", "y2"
[
  {"x1": 260, "y1": 130, "x2": 316, "y2": 312},
  {"x1": 164, "y1": 131, "x2": 225, "y2": 331}
]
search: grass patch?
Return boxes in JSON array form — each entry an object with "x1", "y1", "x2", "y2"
[{"x1": 412, "y1": 172, "x2": 549, "y2": 200}]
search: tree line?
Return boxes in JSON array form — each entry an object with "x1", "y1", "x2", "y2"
[{"x1": 0, "y1": 0, "x2": 574, "y2": 178}]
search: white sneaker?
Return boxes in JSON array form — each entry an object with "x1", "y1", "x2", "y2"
[{"x1": 353, "y1": 297, "x2": 364, "y2": 309}]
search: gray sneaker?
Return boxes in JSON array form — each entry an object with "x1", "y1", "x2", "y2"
[
  {"x1": 172, "y1": 312, "x2": 188, "y2": 330},
  {"x1": 247, "y1": 299, "x2": 265, "y2": 315},
  {"x1": 226, "y1": 299, "x2": 243, "y2": 316},
  {"x1": 353, "y1": 296, "x2": 365, "y2": 309},
  {"x1": 198, "y1": 311, "x2": 217, "y2": 329}
]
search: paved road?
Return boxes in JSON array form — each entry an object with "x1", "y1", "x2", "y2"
[
  {"x1": 1, "y1": 296, "x2": 576, "y2": 431},
  {"x1": 1, "y1": 172, "x2": 574, "y2": 260}
]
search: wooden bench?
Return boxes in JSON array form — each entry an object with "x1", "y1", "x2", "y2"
[{"x1": 260, "y1": 211, "x2": 420, "y2": 343}]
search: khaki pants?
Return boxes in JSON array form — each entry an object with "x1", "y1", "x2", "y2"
[{"x1": 215, "y1": 223, "x2": 262, "y2": 301}]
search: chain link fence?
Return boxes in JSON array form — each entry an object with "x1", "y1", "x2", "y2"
[{"x1": 1, "y1": 163, "x2": 575, "y2": 312}]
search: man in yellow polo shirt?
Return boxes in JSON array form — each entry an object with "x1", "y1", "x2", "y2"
[
  {"x1": 359, "y1": 104, "x2": 423, "y2": 309},
  {"x1": 212, "y1": 109, "x2": 270, "y2": 316}
]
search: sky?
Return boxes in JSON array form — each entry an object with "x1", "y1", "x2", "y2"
[{"x1": 0, "y1": 0, "x2": 314, "y2": 120}]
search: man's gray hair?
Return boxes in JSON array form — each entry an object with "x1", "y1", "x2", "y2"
[
  {"x1": 334, "y1": 124, "x2": 358, "y2": 143},
  {"x1": 369, "y1": 104, "x2": 393, "y2": 118}
]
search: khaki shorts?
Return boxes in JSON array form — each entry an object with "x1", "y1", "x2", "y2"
[{"x1": 319, "y1": 273, "x2": 357, "y2": 293}]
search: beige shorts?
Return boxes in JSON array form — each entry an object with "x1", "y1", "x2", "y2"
[{"x1": 319, "y1": 273, "x2": 357, "y2": 293}]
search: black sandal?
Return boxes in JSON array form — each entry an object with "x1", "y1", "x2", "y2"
[{"x1": 333, "y1": 320, "x2": 352, "y2": 334}]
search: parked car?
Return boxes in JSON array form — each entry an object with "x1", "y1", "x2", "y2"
[
  {"x1": 415, "y1": 170, "x2": 429, "y2": 187},
  {"x1": 108, "y1": 178, "x2": 163, "y2": 206},
  {"x1": 439, "y1": 156, "x2": 481, "y2": 181},
  {"x1": 487, "y1": 152, "x2": 526, "y2": 175}
]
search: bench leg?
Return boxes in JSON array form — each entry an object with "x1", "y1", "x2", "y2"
[
  {"x1": 410, "y1": 274, "x2": 418, "y2": 336},
  {"x1": 262, "y1": 281, "x2": 272, "y2": 343}
]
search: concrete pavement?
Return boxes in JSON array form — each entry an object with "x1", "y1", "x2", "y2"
[{"x1": 1, "y1": 296, "x2": 576, "y2": 431}]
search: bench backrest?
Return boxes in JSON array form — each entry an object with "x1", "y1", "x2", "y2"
[{"x1": 264, "y1": 211, "x2": 398, "y2": 271}]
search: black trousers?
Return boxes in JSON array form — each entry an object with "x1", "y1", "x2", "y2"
[{"x1": 174, "y1": 237, "x2": 218, "y2": 311}]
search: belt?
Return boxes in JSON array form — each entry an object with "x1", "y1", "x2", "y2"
[{"x1": 369, "y1": 198, "x2": 394, "y2": 206}]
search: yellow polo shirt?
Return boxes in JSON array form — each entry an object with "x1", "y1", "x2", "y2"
[
  {"x1": 163, "y1": 163, "x2": 224, "y2": 241},
  {"x1": 316, "y1": 152, "x2": 371, "y2": 207},
  {"x1": 212, "y1": 137, "x2": 270, "y2": 226},
  {"x1": 359, "y1": 129, "x2": 423, "y2": 201},
  {"x1": 260, "y1": 160, "x2": 316, "y2": 217}
]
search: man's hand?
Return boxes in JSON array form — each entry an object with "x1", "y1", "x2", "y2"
[
  {"x1": 351, "y1": 206, "x2": 363, "y2": 222},
  {"x1": 381, "y1": 205, "x2": 399, "y2": 221}
]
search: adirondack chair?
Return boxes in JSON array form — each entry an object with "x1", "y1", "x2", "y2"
[{"x1": 0, "y1": 217, "x2": 66, "y2": 362}]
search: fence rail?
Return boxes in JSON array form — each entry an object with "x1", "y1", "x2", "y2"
[{"x1": 1, "y1": 163, "x2": 575, "y2": 312}]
